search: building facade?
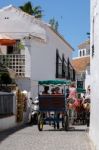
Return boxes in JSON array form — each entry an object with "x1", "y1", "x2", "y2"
[
  {"x1": 0, "y1": 42, "x2": 25, "y2": 77},
  {"x1": 72, "y1": 40, "x2": 90, "y2": 90},
  {"x1": 0, "y1": 5, "x2": 75, "y2": 130},
  {"x1": 90, "y1": 0, "x2": 99, "y2": 149},
  {"x1": 0, "y1": 5, "x2": 75, "y2": 91},
  {"x1": 78, "y1": 40, "x2": 90, "y2": 57}
]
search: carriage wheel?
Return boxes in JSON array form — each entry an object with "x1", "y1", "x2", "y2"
[
  {"x1": 38, "y1": 114, "x2": 43, "y2": 131},
  {"x1": 63, "y1": 114, "x2": 69, "y2": 131}
]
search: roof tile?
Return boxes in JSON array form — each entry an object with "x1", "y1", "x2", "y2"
[{"x1": 71, "y1": 56, "x2": 90, "y2": 73}]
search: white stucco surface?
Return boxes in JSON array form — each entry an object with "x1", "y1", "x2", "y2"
[
  {"x1": 24, "y1": 43, "x2": 31, "y2": 78},
  {"x1": 85, "y1": 74, "x2": 90, "y2": 90},
  {"x1": 90, "y1": 0, "x2": 99, "y2": 150},
  {"x1": 29, "y1": 26, "x2": 72, "y2": 81},
  {"x1": 0, "y1": 116, "x2": 16, "y2": 131},
  {"x1": 28, "y1": 26, "x2": 72, "y2": 97},
  {"x1": 85, "y1": 67, "x2": 90, "y2": 90},
  {"x1": 15, "y1": 78, "x2": 31, "y2": 92},
  {"x1": 0, "y1": 5, "x2": 46, "y2": 40},
  {"x1": 0, "y1": 5, "x2": 73, "y2": 82}
]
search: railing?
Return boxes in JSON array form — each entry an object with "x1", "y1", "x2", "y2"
[{"x1": 0, "y1": 54, "x2": 25, "y2": 77}]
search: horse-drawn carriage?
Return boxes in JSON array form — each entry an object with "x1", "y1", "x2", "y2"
[
  {"x1": 37, "y1": 80, "x2": 90, "y2": 131},
  {"x1": 37, "y1": 80, "x2": 71, "y2": 131}
]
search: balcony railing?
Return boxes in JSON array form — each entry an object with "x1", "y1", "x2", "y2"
[{"x1": 0, "y1": 54, "x2": 25, "y2": 77}]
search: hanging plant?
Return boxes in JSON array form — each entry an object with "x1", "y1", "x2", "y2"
[{"x1": 17, "y1": 41, "x2": 25, "y2": 50}]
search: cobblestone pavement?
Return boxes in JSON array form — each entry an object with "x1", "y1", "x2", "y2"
[{"x1": 0, "y1": 124, "x2": 92, "y2": 150}]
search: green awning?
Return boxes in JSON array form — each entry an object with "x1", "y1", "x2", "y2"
[{"x1": 38, "y1": 80, "x2": 71, "y2": 85}]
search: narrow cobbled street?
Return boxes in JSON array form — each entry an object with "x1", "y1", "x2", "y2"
[{"x1": 0, "y1": 124, "x2": 92, "y2": 150}]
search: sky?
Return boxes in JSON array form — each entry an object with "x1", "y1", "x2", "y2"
[{"x1": 0, "y1": 0, "x2": 90, "y2": 57}]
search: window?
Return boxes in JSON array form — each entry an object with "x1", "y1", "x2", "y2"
[
  {"x1": 55, "y1": 50, "x2": 75, "y2": 80},
  {"x1": 7, "y1": 40, "x2": 21, "y2": 54},
  {"x1": 62, "y1": 54, "x2": 66, "y2": 78},
  {"x1": 56, "y1": 49, "x2": 64, "y2": 78},
  {"x1": 80, "y1": 50, "x2": 82, "y2": 57},
  {"x1": 56, "y1": 49, "x2": 59, "y2": 78},
  {"x1": 67, "y1": 58, "x2": 75, "y2": 81},
  {"x1": 83, "y1": 50, "x2": 85, "y2": 56}
]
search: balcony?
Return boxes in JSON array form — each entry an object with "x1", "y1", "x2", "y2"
[{"x1": 0, "y1": 54, "x2": 25, "y2": 77}]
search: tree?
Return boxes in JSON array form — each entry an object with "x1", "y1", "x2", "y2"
[
  {"x1": 49, "y1": 18, "x2": 59, "y2": 32},
  {"x1": 32, "y1": 6, "x2": 43, "y2": 18},
  {"x1": 19, "y1": 1, "x2": 43, "y2": 18}
]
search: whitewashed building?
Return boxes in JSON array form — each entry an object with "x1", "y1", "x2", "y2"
[
  {"x1": 72, "y1": 40, "x2": 90, "y2": 90},
  {"x1": 0, "y1": 5, "x2": 75, "y2": 96},
  {"x1": 90, "y1": 0, "x2": 99, "y2": 149},
  {"x1": 78, "y1": 40, "x2": 90, "y2": 57},
  {"x1": 0, "y1": 5, "x2": 75, "y2": 130}
]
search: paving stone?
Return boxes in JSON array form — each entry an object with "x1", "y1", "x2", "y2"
[{"x1": 0, "y1": 125, "x2": 92, "y2": 150}]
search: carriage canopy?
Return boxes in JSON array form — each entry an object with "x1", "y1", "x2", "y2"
[{"x1": 38, "y1": 80, "x2": 71, "y2": 86}]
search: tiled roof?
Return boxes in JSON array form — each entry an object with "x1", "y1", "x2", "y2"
[{"x1": 71, "y1": 56, "x2": 90, "y2": 73}]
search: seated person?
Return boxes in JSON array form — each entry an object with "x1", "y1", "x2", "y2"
[
  {"x1": 54, "y1": 87, "x2": 61, "y2": 94},
  {"x1": 51, "y1": 88, "x2": 56, "y2": 94},
  {"x1": 42, "y1": 86, "x2": 49, "y2": 94}
]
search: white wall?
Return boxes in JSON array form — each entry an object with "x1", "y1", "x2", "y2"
[
  {"x1": 15, "y1": 78, "x2": 31, "y2": 92},
  {"x1": 0, "y1": 116, "x2": 16, "y2": 131},
  {"x1": 85, "y1": 74, "x2": 90, "y2": 90},
  {"x1": 29, "y1": 27, "x2": 72, "y2": 81},
  {"x1": 0, "y1": 114, "x2": 28, "y2": 131},
  {"x1": 0, "y1": 46, "x2": 6, "y2": 54},
  {"x1": 85, "y1": 66, "x2": 90, "y2": 90},
  {"x1": 22, "y1": 26, "x2": 72, "y2": 98},
  {"x1": 0, "y1": 6, "x2": 46, "y2": 41},
  {"x1": 90, "y1": 0, "x2": 99, "y2": 150},
  {"x1": 0, "y1": 5, "x2": 73, "y2": 86},
  {"x1": 24, "y1": 40, "x2": 31, "y2": 78}
]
